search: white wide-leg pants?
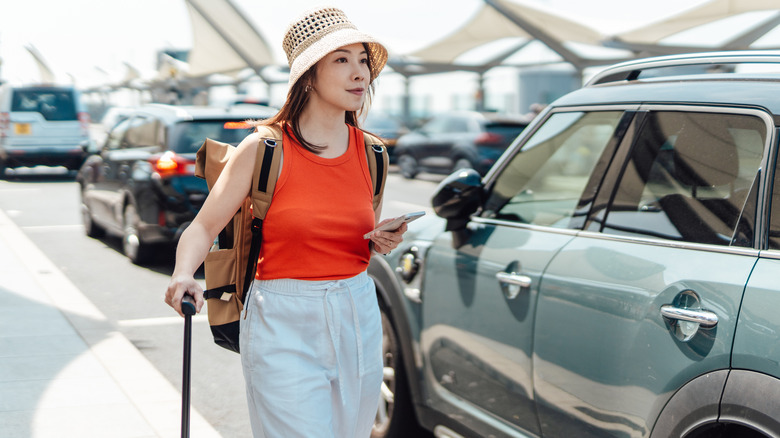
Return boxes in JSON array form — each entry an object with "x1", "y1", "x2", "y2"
[{"x1": 240, "y1": 271, "x2": 383, "y2": 438}]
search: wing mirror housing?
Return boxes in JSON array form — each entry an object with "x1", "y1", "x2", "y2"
[{"x1": 432, "y1": 168, "x2": 484, "y2": 231}]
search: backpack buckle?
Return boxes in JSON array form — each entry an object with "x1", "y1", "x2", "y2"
[
  {"x1": 264, "y1": 139, "x2": 277, "y2": 147},
  {"x1": 371, "y1": 144, "x2": 383, "y2": 153}
]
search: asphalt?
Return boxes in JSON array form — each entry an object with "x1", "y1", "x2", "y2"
[{"x1": 0, "y1": 208, "x2": 222, "y2": 438}]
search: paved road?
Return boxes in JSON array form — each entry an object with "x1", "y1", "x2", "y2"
[{"x1": 0, "y1": 165, "x2": 442, "y2": 437}]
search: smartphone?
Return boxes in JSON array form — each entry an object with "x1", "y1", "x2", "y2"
[{"x1": 363, "y1": 211, "x2": 426, "y2": 239}]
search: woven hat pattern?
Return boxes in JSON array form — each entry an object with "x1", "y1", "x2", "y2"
[
  {"x1": 283, "y1": 8, "x2": 355, "y2": 66},
  {"x1": 283, "y1": 7, "x2": 388, "y2": 88}
]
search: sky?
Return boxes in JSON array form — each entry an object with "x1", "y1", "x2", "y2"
[{"x1": 1, "y1": 0, "x2": 776, "y2": 113}]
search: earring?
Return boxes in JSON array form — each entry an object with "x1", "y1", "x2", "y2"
[{"x1": 305, "y1": 84, "x2": 311, "y2": 93}]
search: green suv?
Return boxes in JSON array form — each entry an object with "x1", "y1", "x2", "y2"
[{"x1": 369, "y1": 52, "x2": 780, "y2": 438}]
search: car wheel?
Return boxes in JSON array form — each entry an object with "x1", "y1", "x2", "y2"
[
  {"x1": 397, "y1": 154, "x2": 418, "y2": 179},
  {"x1": 372, "y1": 299, "x2": 430, "y2": 438},
  {"x1": 123, "y1": 204, "x2": 152, "y2": 265},
  {"x1": 454, "y1": 157, "x2": 474, "y2": 172},
  {"x1": 81, "y1": 200, "x2": 105, "y2": 238}
]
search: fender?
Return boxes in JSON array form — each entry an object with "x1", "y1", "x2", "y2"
[
  {"x1": 368, "y1": 256, "x2": 429, "y2": 420},
  {"x1": 650, "y1": 370, "x2": 727, "y2": 438},
  {"x1": 719, "y1": 370, "x2": 780, "y2": 435}
]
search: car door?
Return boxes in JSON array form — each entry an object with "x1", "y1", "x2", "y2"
[
  {"x1": 82, "y1": 116, "x2": 132, "y2": 230},
  {"x1": 533, "y1": 108, "x2": 770, "y2": 437},
  {"x1": 420, "y1": 109, "x2": 631, "y2": 437},
  {"x1": 103, "y1": 115, "x2": 161, "y2": 224}
]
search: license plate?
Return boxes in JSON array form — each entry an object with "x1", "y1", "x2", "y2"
[{"x1": 14, "y1": 123, "x2": 31, "y2": 135}]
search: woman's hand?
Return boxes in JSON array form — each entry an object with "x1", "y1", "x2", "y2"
[
  {"x1": 369, "y1": 219, "x2": 407, "y2": 255},
  {"x1": 165, "y1": 274, "x2": 205, "y2": 317}
]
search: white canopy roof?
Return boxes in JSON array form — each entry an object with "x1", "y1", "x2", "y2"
[
  {"x1": 616, "y1": 0, "x2": 780, "y2": 45},
  {"x1": 410, "y1": 0, "x2": 604, "y2": 65},
  {"x1": 184, "y1": 0, "x2": 275, "y2": 78}
]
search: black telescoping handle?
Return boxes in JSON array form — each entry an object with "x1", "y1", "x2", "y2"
[{"x1": 181, "y1": 294, "x2": 196, "y2": 438}]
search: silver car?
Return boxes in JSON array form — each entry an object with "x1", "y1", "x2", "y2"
[{"x1": 0, "y1": 85, "x2": 91, "y2": 176}]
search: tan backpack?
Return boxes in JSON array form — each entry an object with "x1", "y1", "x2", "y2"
[{"x1": 194, "y1": 124, "x2": 388, "y2": 353}]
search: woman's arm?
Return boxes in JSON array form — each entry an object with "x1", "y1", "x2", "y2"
[{"x1": 165, "y1": 132, "x2": 261, "y2": 316}]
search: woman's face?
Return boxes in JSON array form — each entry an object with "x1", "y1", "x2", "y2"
[{"x1": 311, "y1": 43, "x2": 370, "y2": 113}]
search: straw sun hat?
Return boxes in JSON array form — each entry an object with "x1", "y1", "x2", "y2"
[{"x1": 283, "y1": 7, "x2": 388, "y2": 89}]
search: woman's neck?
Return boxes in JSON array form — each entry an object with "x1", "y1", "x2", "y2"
[{"x1": 298, "y1": 104, "x2": 349, "y2": 158}]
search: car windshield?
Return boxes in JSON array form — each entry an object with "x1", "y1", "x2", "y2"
[
  {"x1": 170, "y1": 120, "x2": 254, "y2": 154},
  {"x1": 11, "y1": 88, "x2": 77, "y2": 121}
]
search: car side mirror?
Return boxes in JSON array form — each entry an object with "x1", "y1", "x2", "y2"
[{"x1": 432, "y1": 168, "x2": 484, "y2": 231}]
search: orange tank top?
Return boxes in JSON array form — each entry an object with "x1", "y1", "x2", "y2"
[{"x1": 256, "y1": 124, "x2": 375, "y2": 280}]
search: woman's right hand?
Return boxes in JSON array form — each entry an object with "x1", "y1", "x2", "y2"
[{"x1": 165, "y1": 275, "x2": 205, "y2": 317}]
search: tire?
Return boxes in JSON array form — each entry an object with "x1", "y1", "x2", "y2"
[
  {"x1": 453, "y1": 157, "x2": 474, "y2": 172},
  {"x1": 81, "y1": 201, "x2": 105, "y2": 238},
  {"x1": 372, "y1": 300, "x2": 430, "y2": 438},
  {"x1": 397, "y1": 154, "x2": 418, "y2": 179},
  {"x1": 123, "y1": 204, "x2": 153, "y2": 265}
]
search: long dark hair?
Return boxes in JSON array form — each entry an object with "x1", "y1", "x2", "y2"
[{"x1": 252, "y1": 43, "x2": 376, "y2": 154}]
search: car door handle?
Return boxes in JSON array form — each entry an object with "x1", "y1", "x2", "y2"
[
  {"x1": 660, "y1": 305, "x2": 719, "y2": 328},
  {"x1": 495, "y1": 272, "x2": 532, "y2": 288},
  {"x1": 496, "y1": 271, "x2": 532, "y2": 300}
]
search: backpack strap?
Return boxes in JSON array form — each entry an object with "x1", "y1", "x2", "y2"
[
  {"x1": 241, "y1": 124, "x2": 283, "y2": 299},
  {"x1": 362, "y1": 131, "x2": 388, "y2": 211}
]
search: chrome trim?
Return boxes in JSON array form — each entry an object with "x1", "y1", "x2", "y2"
[
  {"x1": 495, "y1": 272, "x2": 532, "y2": 288},
  {"x1": 660, "y1": 305, "x2": 719, "y2": 328},
  {"x1": 575, "y1": 229, "x2": 759, "y2": 256},
  {"x1": 470, "y1": 216, "x2": 580, "y2": 236}
]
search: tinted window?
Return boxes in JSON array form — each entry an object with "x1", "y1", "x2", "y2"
[
  {"x1": 11, "y1": 88, "x2": 77, "y2": 121},
  {"x1": 123, "y1": 116, "x2": 159, "y2": 148},
  {"x1": 483, "y1": 111, "x2": 624, "y2": 228},
  {"x1": 602, "y1": 111, "x2": 765, "y2": 246},
  {"x1": 105, "y1": 118, "x2": 132, "y2": 150},
  {"x1": 169, "y1": 120, "x2": 253, "y2": 153}
]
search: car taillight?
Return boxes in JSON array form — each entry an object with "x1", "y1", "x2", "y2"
[
  {"x1": 0, "y1": 112, "x2": 8, "y2": 138},
  {"x1": 150, "y1": 151, "x2": 195, "y2": 178},
  {"x1": 78, "y1": 112, "x2": 90, "y2": 136},
  {"x1": 475, "y1": 132, "x2": 504, "y2": 145}
]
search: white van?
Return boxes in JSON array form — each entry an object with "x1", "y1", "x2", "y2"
[{"x1": 0, "y1": 85, "x2": 91, "y2": 176}]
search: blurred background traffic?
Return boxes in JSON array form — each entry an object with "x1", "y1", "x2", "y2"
[{"x1": 2, "y1": 0, "x2": 780, "y2": 265}]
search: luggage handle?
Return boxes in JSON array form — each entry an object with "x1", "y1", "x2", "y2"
[{"x1": 181, "y1": 294, "x2": 196, "y2": 438}]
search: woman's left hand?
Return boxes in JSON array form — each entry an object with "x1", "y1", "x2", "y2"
[{"x1": 369, "y1": 220, "x2": 407, "y2": 255}]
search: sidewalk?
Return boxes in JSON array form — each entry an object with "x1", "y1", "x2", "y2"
[{"x1": 0, "y1": 209, "x2": 221, "y2": 438}]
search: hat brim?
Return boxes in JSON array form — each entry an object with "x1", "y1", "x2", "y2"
[{"x1": 288, "y1": 27, "x2": 388, "y2": 89}]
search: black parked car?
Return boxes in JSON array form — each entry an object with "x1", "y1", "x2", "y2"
[
  {"x1": 77, "y1": 104, "x2": 276, "y2": 264},
  {"x1": 369, "y1": 52, "x2": 780, "y2": 438},
  {"x1": 394, "y1": 111, "x2": 530, "y2": 178}
]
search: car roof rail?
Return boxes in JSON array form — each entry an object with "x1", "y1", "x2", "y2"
[{"x1": 585, "y1": 50, "x2": 780, "y2": 87}]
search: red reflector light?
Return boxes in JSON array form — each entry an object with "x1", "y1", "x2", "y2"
[
  {"x1": 224, "y1": 121, "x2": 250, "y2": 129},
  {"x1": 78, "y1": 112, "x2": 90, "y2": 136},
  {"x1": 475, "y1": 132, "x2": 503, "y2": 145},
  {"x1": 150, "y1": 151, "x2": 194, "y2": 178}
]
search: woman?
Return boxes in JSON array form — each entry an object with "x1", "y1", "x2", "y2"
[{"x1": 164, "y1": 6, "x2": 405, "y2": 438}]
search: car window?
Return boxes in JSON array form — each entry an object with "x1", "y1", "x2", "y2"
[
  {"x1": 105, "y1": 117, "x2": 132, "y2": 151},
  {"x1": 421, "y1": 116, "x2": 448, "y2": 135},
  {"x1": 122, "y1": 116, "x2": 159, "y2": 149},
  {"x1": 601, "y1": 111, "x2": 765, "y2": 247},
  {"x1": 11, "y1": 88, "x2": 77, "y2": 121},
  {"x1": 482, "y1": 111, "x2": 624, "y2": 228},
  {"x1": 169, "y1": 120, "x2": 254, "y2": 154}
]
